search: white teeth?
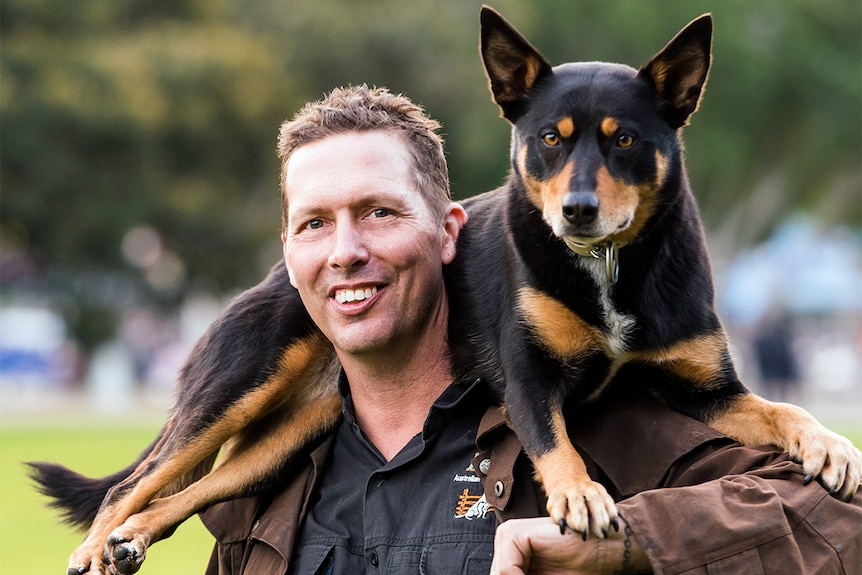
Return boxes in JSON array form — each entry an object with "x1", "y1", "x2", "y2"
[{"x1": 335, "y1": 286, "x2": 377, "y2": 304}]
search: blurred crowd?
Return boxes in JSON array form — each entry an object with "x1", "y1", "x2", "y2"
[{"x1": 1, "y1": 218, "x2": 860, "y2": 414}]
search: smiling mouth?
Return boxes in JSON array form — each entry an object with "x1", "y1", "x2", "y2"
[{"x1": 334, "y1": 286, "x2": 378, "y2": 304}]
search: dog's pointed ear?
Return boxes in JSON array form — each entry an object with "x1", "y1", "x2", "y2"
[
  {"x1": 639, "y1": 14, "x2": 713, "y2": 129},
  {"x1": 480, "y1": 6, "x2": 552, "y2": 122}
]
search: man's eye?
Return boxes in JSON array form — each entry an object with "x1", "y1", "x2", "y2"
[
  {"x1": 371, "y1": 208, "x2": 392, "y2": 218},
  {"x1": 306, "y1": 219, "x2": 324, "y2": 230}
]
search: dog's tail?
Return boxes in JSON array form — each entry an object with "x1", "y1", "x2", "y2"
[{"x1": 26, "y1": 437, "x2": 157, "y2": 531}]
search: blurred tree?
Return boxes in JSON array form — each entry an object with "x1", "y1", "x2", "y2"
[
  {"x1": 1, "y1": 0, "x2": 305, "y2": 348},
  {"x1": 1, "y1": 0, "x2": 859, "y2": 351}
]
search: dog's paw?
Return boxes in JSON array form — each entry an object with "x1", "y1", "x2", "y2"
[
  {"x1": 104, "y1": 533, "x2": 147, "y2": 575},
  {"x1": 792, "y1": 427, "x2": 862, "y2": 502},
  {"x1": 67, "y1": 546, "x2": 108, "y2": 575},
  {"x1": 66, "y1": 565, "x2": 103, "y2": 575},
  {"x1": 545, "y1": 479, "x2": 618, "y2": 539}
]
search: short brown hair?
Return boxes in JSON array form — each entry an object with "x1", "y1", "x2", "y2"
[{"x1": 277, "y1": 85, "x2": 450, "y2": 230}]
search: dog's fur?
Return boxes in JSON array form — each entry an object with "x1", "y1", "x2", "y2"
[{"x1": 31, "y1": 7, "x2": 862, "y2": 575}]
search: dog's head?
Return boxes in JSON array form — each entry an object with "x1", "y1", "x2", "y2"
[{"x1": 480, "y1": 7, "x2": 711, "y2": 248}]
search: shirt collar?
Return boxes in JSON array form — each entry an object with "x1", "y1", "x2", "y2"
[{"x1": 338, "y1": 372, "x2": 489, "y2": 440}]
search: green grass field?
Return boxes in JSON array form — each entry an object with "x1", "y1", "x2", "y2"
[
  {"x1": 2, "y1": 417, "x2": 860, "y2": 574},
  {"x1": 0, "y1": 422, "x2": 214, "y2": 574}
]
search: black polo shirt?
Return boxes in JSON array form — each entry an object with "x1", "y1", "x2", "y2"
[{"x1": 286, "y1": 377, "x2": 497, "y2": 575}]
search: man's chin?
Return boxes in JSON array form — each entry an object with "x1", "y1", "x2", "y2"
[{"x1": 328, "y1": 327, "x2": 390, "y2": 357}]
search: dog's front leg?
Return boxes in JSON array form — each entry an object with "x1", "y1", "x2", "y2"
[
  {"x1": 527, "y1": 406, "x2": 618, "y2": 539},
  {"x1": 709, "y1": 393, "x2": 862, "y2": 501},
  {"x1": 501, "y1": 358, "x2": 617, "y2": 538},
  {"x1": 508, "y1": 286, "x2": 618, "y2": 537}
]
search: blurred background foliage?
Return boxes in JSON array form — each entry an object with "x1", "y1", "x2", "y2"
[{"x1": 1, "y1": 0, "x2": 860, "y2": 352}]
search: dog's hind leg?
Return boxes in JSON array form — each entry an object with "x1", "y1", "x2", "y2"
[
  {"x1": 64, "y1": 423, "x2": 232, "y2": 575},
  {"x1": 65, "y1": 333, "x2": 337, "y2": 575},
  {"x1": 104, "y1": 389, "x2": 343, "y2": 575}
]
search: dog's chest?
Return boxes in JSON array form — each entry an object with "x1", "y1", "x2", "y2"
[{"x1": 575, "y1": 255, "x2": 636, "y2": 357}]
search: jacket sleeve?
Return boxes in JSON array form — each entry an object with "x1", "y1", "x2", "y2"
[
  {"x1": 619, "y1": 471, "x2": 861, "y2": 575},
  {"x1": 602, "y1": 411, "x2": 862, "y2": 575},
  {"x1": 513, "y1": 397, "x2": 861, "y2": 575}
]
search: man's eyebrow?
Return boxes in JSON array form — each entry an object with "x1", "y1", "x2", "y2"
[{"x1": 286, "y1": 206, "x2": 324, "y2": 230}]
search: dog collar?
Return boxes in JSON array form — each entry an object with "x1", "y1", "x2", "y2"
[{"x1": 563, "y1": 238, "x2": 621, "y2": 285}]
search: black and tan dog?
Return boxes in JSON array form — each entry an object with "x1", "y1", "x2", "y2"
[{"x1": 31, "y1": 7, "x2": 861, "y2": 574}]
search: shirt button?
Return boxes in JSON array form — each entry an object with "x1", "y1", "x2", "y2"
[
  {"x1": 494, "y1": 481, "x2": 505, "y2": 497},
  {"x1": 370, "y1": 551, "x2": 379, "y2": 567},
  {"x1": 479, "y1": 458, "x2": 492, "y2": 475}
]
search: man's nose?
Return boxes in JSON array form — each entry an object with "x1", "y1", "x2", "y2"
[{"x1": 328, "y1": 221, "x2": 369, "y2": 269}]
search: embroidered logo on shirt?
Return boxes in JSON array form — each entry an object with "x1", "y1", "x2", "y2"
[
  {"x1": 453, "y1": 452, "x2": 493, "y2": 520},
  {"x1": 454, "y1": 491, "x2": 494, "y2": 520},
  {"x1": 464, "y1": 451, "x2": 480, "y2": 472},
  {"x1": 454, "y1": 452, "x2": 482, "y2": 483},
  {"x1": 453, "y1": 473, "x2": 481, "y2": 483}
]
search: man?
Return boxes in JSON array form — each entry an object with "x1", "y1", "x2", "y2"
[{"x1": 200, "y1": 85, "x2": 861, "y2": 575}]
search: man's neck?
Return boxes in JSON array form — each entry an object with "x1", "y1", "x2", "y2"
[{"x1": 340, "y1": 347, "x2": 453, "y2": 461}]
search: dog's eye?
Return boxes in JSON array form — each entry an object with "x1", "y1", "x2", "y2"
[
  {"x1": 542, "y1": 132, "x2": 560, "y2": 147},
  {"x1": 616, "y1": 134, "x2": 635, "y2": 148}
]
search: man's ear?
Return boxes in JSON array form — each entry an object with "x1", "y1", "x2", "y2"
[
  {"x1": 282, "y1": 232, "x2": 298, "y2": 287},
  {"x1": 441, "y1": 202, "x2": 468, "y2": 265}
]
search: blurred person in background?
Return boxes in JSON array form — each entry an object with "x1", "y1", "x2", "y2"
[{"x1": 752, "y1": 308, "x2": 801, "y2": 402}]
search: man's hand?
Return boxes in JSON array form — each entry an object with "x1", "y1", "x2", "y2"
[{"x1": 490, "y1": 517, "x2": 650, "y2": 575}]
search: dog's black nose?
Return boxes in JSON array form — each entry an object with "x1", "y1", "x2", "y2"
[{"x1": 562, "y1": 191, "x2": 599, "y2": 225}]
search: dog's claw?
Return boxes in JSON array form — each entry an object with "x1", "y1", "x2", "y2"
[
  {"x1": 546, "y1": 477, "x2": 617, "y2": 541},
  {"x1": 108, "y1": 534, "x2": 125, "y2": 546},
  {"x1": 803, "y1": 473, "x2": 814, "y2": 486},
  {"x1": 611, "y1": 517, "x2": 620, "y2": 532},
  {"x1": 602, "y1": 527, "x2": 609, "y2": 539},
  {"x1": 68, "y1": 568, "x2": 86, "y2": 575}
]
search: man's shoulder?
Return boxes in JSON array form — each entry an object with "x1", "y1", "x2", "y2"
[
  {"x1": 569, "y1": 396, "x2": 739, "y2": 496},
  {"x1": 479, "y1": 396, "x2": 739, "y2": 501},
  {"x1": 200, "y1": 432, "x2": 337, "y2": 545},
  {"x1": 199, "y1": 496, "x2": 263, "y2": 543}
]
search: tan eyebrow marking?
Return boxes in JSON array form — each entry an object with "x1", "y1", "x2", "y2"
[{"x1": 556, "y1": 117, "x2": 575, "y2": 138}]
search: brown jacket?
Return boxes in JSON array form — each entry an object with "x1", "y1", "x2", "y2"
[{"x1": 200, "y1": 397, "x2": 862, "y2": 575}]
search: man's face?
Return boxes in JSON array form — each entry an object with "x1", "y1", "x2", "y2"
[{"x1": 282, "y1": 130, "x2": 464, "y2": 361}]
